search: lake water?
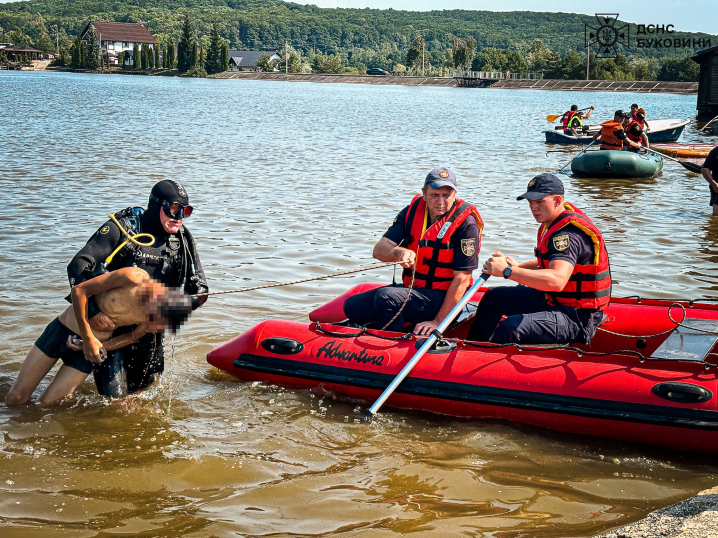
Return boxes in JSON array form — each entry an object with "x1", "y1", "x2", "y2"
[{"x1": 1, "y1": 70, "x2": 718, "y2": 537}]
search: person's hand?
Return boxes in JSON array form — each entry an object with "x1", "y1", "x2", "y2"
[
  {"x1": 83, "y1": 336, "x2": 106, "y2": 364},
  {"x1": 590, "y1": 105, "x2": 595, "y2": 110},
  {"x1": 66, "y1": 335, "x2": 83, "y2": 351},
  {"x1": 89, "y1": 312, "x2": 116, "y2": 332},
  {"x1": 414, "y1": 319, "x2": 439, "y2": 336},
  {"x1": 710, "y1": 179, "x2": 718, "y2": 193},
  {"x1": 482, "y1": 252, "x2": 509, "y2": 277},
  {"x1": 505, "y1": 255, "x2": 519, "y2": 267},
  {"x1": 397, "y1": 248, "x2": 416, "y2": 269}
]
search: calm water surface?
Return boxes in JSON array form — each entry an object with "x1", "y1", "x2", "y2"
[{"x1": 1, "y1": 71, "x2": 718, "y2": 537}]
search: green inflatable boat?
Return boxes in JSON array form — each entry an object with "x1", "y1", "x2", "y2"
[{"x1": 570, "y1": 150, "x2": 663, "y2": 178}]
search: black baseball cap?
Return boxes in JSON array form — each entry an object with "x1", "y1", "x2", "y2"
[
  {"x1": 614, "y1": 109, "x2": 631, "y2": 118},
  {"x1": 630, "y1": 103, "x2": 638, "y2": 109},
  {"x1": 517, "y1": 173, "x2": 564, "y2": 201},
  {"x1": 425, "y1": 167, "x2": 457, "y2": 191}
]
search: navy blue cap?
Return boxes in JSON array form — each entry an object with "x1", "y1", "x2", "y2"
[
  {"x1": 517, "y1": 173, "x2": 564, "y2": 201},
  {"x1": 424, "y1": 167, "x2": 457, "y2": 190},
  {"x1": 615, "y1": 109, "x2": 631, "y2": 118}
]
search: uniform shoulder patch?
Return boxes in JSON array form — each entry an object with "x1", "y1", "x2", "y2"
[
  {"x1": 100, "y1": 225, "x2": 110, "y2": 234},
  {"x1": 552, "y1": 233, "x2": 570, "y2": 252},
  {"x1": 461, "y1": 238, "x2": 476, "y2": 256}
]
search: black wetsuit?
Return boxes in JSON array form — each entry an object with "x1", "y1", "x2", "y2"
[{"x1": 67, "y1": 206, "x2": 208, "y2": 395}]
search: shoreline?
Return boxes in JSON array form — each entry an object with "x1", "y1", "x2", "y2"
[
  {"x1": 214, "y1": 71, "x2": 698, "y2": 94},
  {"x1": 594, "y1": 486, "x2": 718, "y2": 538}
]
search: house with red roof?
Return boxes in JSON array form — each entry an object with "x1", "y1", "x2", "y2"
[{"x1": 80, "y1": 21, "x2": 157, "y2": 66}]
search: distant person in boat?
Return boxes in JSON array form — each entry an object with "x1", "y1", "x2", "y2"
[
  {"x1": 466, "y1": 174, "x2": 611, "y2": 345},
  {"x1": 560, "y1": 105, "x2": 579, "y2": 133},
  {"x1": 624, "y1": 108, "x2": 649, "y2": 152},
  {"x1": 5, "y1": 267, "x2": 192, "y2": 406},
  {"x1": 343, "y1": 167, "x2": 483, "y2": 335},
  {"x1": 630, "y1": 103, "x2": 650, "y2": 131},
  {"x1": 566, "y1": 106, "x2": 594, "y2": 137},
  {"x1": 592, "y1": 110, "x2": 641, "y2": 151},
  {"x1": 702, "y1": 146, "x2": 718, "y2": 216}
]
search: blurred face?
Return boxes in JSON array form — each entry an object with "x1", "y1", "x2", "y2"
[
  {"x1": 159, "y1": 206, "x2": 183, "y2": 234},
  {"x1": 145, "y1": 296, "x2": 168, "y2": 332},
  {"x1": 422, "y1": 185, "x2": 456, "y2": 221},
  {"x1": 528, "y1": 194, "x2": 564, "y2": 224}
]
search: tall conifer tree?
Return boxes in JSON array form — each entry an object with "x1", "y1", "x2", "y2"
[
  {"x1": 177, "y1": 15, "x2": 194, "y2": 72},
  {"x1": 133, "y1": 43, "x2": 139, "y2": 68}
]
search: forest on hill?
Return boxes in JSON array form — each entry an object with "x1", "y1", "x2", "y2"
[{"x1": 1, "y1": 0, "x2": 712, "y2": 80}]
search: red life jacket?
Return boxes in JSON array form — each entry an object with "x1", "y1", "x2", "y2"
[
  {"x1": 625, "y1": 120, "x2": 643, "y2": 145},
  {"x1": 535, "y1": 203, "x2": 611, "y2": 311},
  {"x1": 403, "y1": 194, "x2": 483, "y2": 290},
  {"x1": 599, "y1": 120, "x2": 624, "y2": 150},
  {"x1": 561, "y1": 110, "x2": 577, "y2": 130}
]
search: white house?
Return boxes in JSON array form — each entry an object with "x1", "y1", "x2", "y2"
[{"x1": 80, "y1": 21, "x2": 157, "y2": 66}]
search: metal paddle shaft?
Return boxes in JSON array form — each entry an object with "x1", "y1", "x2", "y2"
[
  {"x1": 364, "y1": 273, "x2": 490, "y2": 419},
  {"x1": 644, "y1": 147, "x2": 703, "y2": 174},
  {"x1": 558, "y1": 140, "x2": 596, "y2": 172}
]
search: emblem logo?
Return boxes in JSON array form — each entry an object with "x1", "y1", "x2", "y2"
[
  {"x1": 528, "y1": 178, "x2": 536, "y2": 188},
  {"x1": 553, "y1": 234, "x2": 570, "y2": 252},
  {"x1": 100, "y1": 225, "x2": 110, "y2": 234},
  {"x1": 461, "y1": 238, "x2": 476, "y2": 256},
  {"x1": 585, "y1": 14, "x2": 630, "y2": 59},
  {"x1": 439, "y1": 170, "x2": 449, "y2": 178}
]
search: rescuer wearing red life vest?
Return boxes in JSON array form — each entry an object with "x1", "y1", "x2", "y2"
[
  {"x1": 561, "y1": 105, "x2": 579, "y2": 133},
  {"x1": 564, "y1": 105, "x2": 594, "y2": 135},
  {"x1": 625, "y1": 108, "x2": 650, "y2": 152},
  {"x1": 466, "y1": 174, "x2": 611, "y2": 345},
  {"x1": 343, "y1": 167, "x2": 483, "y2": 335},
  {"x1": 592, "y1": 110, "x2": 641, "y2": 151}
]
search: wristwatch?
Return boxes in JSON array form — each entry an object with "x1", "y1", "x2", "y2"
[{"x1": 503, "y1": 264, "x2": 513, "y2": 279}]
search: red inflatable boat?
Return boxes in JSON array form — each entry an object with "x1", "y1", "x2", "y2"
[{"x1": 207, "y1": 283, "x2": 718, "y2": 452}]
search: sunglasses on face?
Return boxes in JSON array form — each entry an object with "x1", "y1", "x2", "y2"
[{"x1": 151, "y1": 194, "x2": 193, "y2": 219}]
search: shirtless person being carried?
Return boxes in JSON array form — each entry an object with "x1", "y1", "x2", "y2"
[{"x1": 5, "y1": 267, "x2": 192, "y2": 406}]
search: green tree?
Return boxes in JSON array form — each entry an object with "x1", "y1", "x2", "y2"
[
  {"x1": 84, "y1": 27, "x2": 100, "y2": 70},
  {"x1": 71, "y1": 37, "x2": 80, "y2": 69},
  {"x1": 278, "y1": 44, "x2": 305, "y2": 73},
  {"x1": 406, "y1": 35, "x2": 426, "y2": 72},
  {"x1": 167, "y1": 42, "x2": 175, "y2": 69},
  {"x1": 560, "y1": 49, "x2": 584, "y2": 79},
  {"x1": 177, "y1": 15, "x2": 195, "y2": 72},
  {"x1": 657, "y1": 56, "x2": 700, "y2": 82},
  {"x1": 256, "y1": 52, "x2": 275, "y2": 72},
  {"x1": 154, "y1": 45, "x2": 160, "y2": 69},
  {"x1": 133, "y1": 43, "x2": 139, "y2": 68},
  {"x1": 205, "y1": 23, "x2": 224, "y2": 75},
  {"x1": 8, "y1": 27, "x2": 32, "y2": 47},
  {"x1": 311, "y1": 52, "x2": 343, "y2": 74},
  {"x1": 141, "y1": 43, "x2": 148, "y2": 69},
  {"x1": 633, "y1": 61, "x2": 651, "y2": 81},
  {"x1": 449, "y1": 35, "x2": 476, "y2": 70},
  {"x1": 221, "y1": 42, "x2": 229, "y2": 72},
  {"x1": 472, "y1": 48, "x2": 506, "y2": 71}
]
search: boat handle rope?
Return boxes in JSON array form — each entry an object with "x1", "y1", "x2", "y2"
[
  {"x1": 105, "y1": 213, "x2": 156, "y2": 266},
  {"x1": 191, "y1": 262, "x2": 401, "y2": 298},
  {"x1": 598, "y1": 303, "x2": 718, "y2": 338},
  {"x1": 314, "y1": 321, "x2": 412, "y2": 341}
]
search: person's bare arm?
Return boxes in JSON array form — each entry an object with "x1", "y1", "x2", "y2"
[
  {"x1": 482, "y1": 252, "x2": 574, "y2": 292},
  {"x1": 71, "y1": 268, "x2": 147, "y2": 363},
  {"x1": 703, "y1": 168, "x2": 718, "y2": 193},
  {"x1": 641, "y1": 132, "x2": 649, "y2": 149},
  {"x1": 102, "y1": 323, "x2": 148, "y2": 351},
  {"x1": 373, "y1": 236, "x2": 415, "y2": 268},
  {"x1": 414, "y1": 271, "x2": 473, "y2": 336}
]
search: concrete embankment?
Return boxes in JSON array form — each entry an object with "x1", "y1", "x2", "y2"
[
  {"x1": 489, "y1": 78, "x2": 698, "y2": 94},
  {"x1": 594, "y1": 486, "x2": 718, "y2": 538},
  {"x1": 215, "y1": 72, "x2": 698, "y2": 94},
  {"x1": 214, "y1": 71, "x2": 456, "y2": 87}
]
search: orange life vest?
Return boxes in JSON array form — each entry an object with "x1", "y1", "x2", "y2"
[
  {"x1": 535, "y1": 203, "x2": 611, "y2": 311},
  {"x1": 402, "y1": 194, "x2": 483, "y2": 291},
  {"x1": 599, "y1": 120, "x2": 625, "y2": 150},
  {"x1": 625, "y1": 120, "x2": 644, "y2": 145}
]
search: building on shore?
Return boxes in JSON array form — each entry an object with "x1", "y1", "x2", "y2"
[
  {"x1": 80, "y1": 21, "x2": 157, "y2": 66},
  {"x1": 0, "y1": 43, "x2": 43, "y2": 62},
  {"x1": 228, "y1": 50, "x2": 281, "y2": 71},
  {"x1": 692, "y1": 45, "x2": 718, "y2": 119}
]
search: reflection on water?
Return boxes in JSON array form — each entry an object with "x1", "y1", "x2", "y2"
[{"x1": 1, "y1": 71, "x2": 718, "y2": 536}]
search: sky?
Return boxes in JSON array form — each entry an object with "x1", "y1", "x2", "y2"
[{"x1": 287, "y1": 1, "x2": 717, "y2": 35}]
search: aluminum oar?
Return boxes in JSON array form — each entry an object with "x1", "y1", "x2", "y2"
[
  {"x1": 364, "y1": 273, "x2": 490, "y2": 420},
  {"x1": 644, "y1": 146, "x2": 703, "y2": 174}
]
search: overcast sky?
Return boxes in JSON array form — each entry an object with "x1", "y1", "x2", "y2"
[{"x1": 288, "y1": 1, "x2": 717, "y2": 35}]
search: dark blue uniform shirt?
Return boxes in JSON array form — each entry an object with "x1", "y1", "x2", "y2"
[{"x1": 384, "y1": 204, "x2": 479, "y2": 272}]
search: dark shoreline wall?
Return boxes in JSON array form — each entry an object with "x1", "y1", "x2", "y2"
[{"x1": 214, "y1": 72, "x2": 698, "y2": 94}]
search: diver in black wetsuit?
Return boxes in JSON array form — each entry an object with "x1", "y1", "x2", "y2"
[{"x1": 67, "y1": 180, "x2": 209, "y2": 396}]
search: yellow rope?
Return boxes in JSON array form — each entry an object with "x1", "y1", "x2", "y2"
[
  {"x1": 191, "y1": 262, "x2": 400, "y2": 298},
  {"x1": 104, "y1": 213, "x2": 155, "y2": 266}
]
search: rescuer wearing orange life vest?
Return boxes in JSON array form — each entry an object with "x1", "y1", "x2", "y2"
[
  {"x1": 466, "y1": 174, "x2": 611, "y2": 345},
  {"x1": 343, "y1": 167, "x2": 483, "y2": 335},
  {"x1": 592, "y1": 110, "x2": 641, "y2": 151}
]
